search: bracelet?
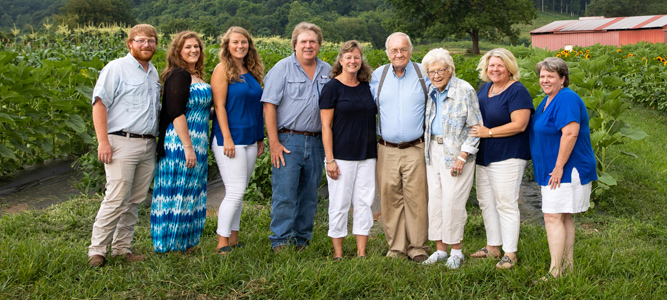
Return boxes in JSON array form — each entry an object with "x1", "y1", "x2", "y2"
[
  {"x1": 183, "y1": 145, "x2": 193, "y2": 148},
  {"x1": 324, "y1": 158, "x2": 335, "y2": 164},
  {"x1": 457, "y1": 156, "x2": 466, "y2": 162},
  {"x1": 488, "y1": 130, "x2": 493, "y2": 137}
]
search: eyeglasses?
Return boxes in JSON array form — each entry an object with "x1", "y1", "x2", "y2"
[
  {"x1": 427, "y1": 68, "x2": 449, "y2": 77},
  {"x1": 133, "y1": 39, "x2": 156, "y2": 46},
  {"x1": 389, "y1": 48, "x2": 409, "y2": 55}
]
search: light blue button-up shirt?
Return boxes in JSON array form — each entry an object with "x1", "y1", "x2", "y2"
[
  {"x1": 261, "y1": 53, "x2": 331, "y2": 133},
  {"x1": 370, "y1": 62, "x2": 430, "y2": 143},
  {"x1": 92, "y1": 53, "x2": 160, "y2": 136},
  {"x1": 430, "y1": 81, "x2": 451, "y2": 136}
]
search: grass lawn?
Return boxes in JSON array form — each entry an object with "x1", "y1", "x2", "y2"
[{"x1": 1, "y1": 104, "x2": 666, "y2": 299}]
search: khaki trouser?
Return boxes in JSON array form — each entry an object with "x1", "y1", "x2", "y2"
[
  {"x1": 88, "y1": 135, "x2": 156, "y2": 257},
  {"x1": 377, "y1": 142, "x2": 429, "y2": 259}
]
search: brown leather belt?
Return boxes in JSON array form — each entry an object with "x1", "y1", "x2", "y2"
[
  {"x1": 378, "y1": 137, "x2": 424, "y2": 149},
  {"x1": 278, "y1": 129, "x2": 321, "y2": 137},
  {"x1": 110, "y1": 131, "x2": 155, "y2": 139}
]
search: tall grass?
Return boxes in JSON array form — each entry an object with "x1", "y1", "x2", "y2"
[{"x1": 1, "y1": 103, "x2": 666, "y2": 298}]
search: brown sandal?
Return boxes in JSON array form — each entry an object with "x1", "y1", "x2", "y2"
[{"x1": 470, "y1": 247, "x2": 501, "y2": 258}]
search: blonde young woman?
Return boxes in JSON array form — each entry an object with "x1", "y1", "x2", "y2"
[
  {"x1": 152, "y1": 31, "x2": 211, "y2": 253},
  {"x1": 210, "y1": 27, "x2": 265, "y2": 254}
]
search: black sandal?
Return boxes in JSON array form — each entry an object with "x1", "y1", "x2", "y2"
[{"x1": 216, "y1": 246, "x2": 232, "y2": 254}]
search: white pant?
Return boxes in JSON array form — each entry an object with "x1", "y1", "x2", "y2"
[
  {"x1": 475, "y1": 159, "x2": 527, "y2": 253},
  {"x1": 426, "y1": 141, "x2": 475, "y2": 244},
  {"x1": 326, "y1": 159, "x2": 376, "y2": 238},
  {"x1": 212, "y1": 137, "x2": 258, "y2": 237}
]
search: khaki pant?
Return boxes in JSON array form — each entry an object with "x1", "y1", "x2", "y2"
[
  {"x1": 88, "y1": 135, "x2": 156, "y2": 257},
  {"x1": 377, "y1": 142, "x2": 429, "y2": 259}
]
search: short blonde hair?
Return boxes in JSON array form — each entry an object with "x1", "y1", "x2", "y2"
[
  {"x1": 291, "y1": 22, "x2": 323, "y2": 51},
  {"x1": 477, "y1": 48, "x2": 520, "y2": 82},
  {"x1": 126, "y1": 24, "x2": 158, "y2": 51},
  {"x1": 421, "y1": 48, "x2": 456, "y2": 77}
]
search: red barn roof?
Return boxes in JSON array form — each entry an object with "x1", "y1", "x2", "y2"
[
  {"x1": 531, "y1": 15, "x2": 667, "y2": 34},
  {"x1": 531, "y1": 15, "x2": 667, "y2": 50}
]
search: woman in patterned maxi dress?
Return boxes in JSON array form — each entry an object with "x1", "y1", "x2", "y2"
[{"x1": 151, "y1": 31, "x2": 212, "y2": 253}]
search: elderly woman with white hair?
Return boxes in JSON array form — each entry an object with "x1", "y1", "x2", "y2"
[
  {"x1": 420, "y1": 48, "x2": 482, "y2": 268},
  {"x1": 468, "y1": 48, "x2": 534, "y2": 269}
]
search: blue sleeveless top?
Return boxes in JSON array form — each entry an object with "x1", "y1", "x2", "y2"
[{"x1": 212, "y1": 73, "x2": 264, "y2": 146}]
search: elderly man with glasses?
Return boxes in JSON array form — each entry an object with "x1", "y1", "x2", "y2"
[{"x1": 370, "y1": 32, "x2": 431, "y2": 262}]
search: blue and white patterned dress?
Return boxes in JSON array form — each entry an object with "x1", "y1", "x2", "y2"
[{"x1": 151, "y1": 82, "x2": 212, "y2": 253}]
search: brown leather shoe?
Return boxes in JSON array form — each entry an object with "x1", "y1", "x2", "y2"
[
  {"x1": 88, "y1": 255, "x2": 106, "y2": 267},
  {"x1": 411, "y1": 254, "x2": 428, "y2": 263}
]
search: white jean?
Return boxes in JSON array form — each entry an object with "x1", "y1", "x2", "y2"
[
  {"x1": 212, "y1": 137, "x2": 258, "y2": 237},
  {"x1": 426, "y1": 141, "x2": 475, "y2": 244},
  {"x1": 326, "y1": 159, "x2": 376, "y2": 238},
  {"x1": 475, "y1": 159, "x2": 527, "y2": 253}
]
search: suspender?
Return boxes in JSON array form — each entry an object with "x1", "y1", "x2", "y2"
[{"x1": 376, "y1": 62, "x2": 428, "y2": 137}]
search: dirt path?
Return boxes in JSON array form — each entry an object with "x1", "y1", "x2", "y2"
[{"x1": 1, "y1": 161, "x2": 543, "y2": 225}]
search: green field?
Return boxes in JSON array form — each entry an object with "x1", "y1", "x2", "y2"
[{"x1": 1, "y1": 104, "x2": 666, "y2": 299}]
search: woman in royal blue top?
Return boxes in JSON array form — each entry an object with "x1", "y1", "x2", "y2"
[
  {"x1": 210, "y1": 27, "x2": 265, "y2": 254},
  {"x1": 469, "y1": 48, "x2": 534, "y2": 269},
  {"x1": 320, "y1": 40, "x2": 377, "y2": 260},
  {"x1": 529, "y1": 57, "x2": 597, "y2": 280}
]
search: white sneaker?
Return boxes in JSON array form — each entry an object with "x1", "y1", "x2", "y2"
[
  {"x1": 446, "y1": 255, "x2": 464, "y2": 269},
  {"x1": 422, "y1": 251, "x2": 448, "y2": 265}
]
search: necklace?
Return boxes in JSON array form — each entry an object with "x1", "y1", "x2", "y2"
[{"x1": 491, "y1": 79, "x2": 510, "y2": 96}]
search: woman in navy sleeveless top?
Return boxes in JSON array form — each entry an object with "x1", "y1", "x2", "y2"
[{"x1": 210, "y1": 27, "x2": 265, "y2": 254}]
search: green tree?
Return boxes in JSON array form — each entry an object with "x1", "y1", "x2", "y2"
[
  {"x1": 160, "y1": 18, "x2": 191, "y2": 34},
  {"x1": 386, "y1": 0, "x2": 537, "y2": 54},
  {"x1": 586, "y1": 0, "x2": 667, "y2": 17},
  {"x1": 58, "y1": 0, "x2": 137, "y2": 27}
]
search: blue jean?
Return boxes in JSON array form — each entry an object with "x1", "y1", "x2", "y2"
[{"x1": 269, "y1": 132, "x2": 324, "y2": 248}]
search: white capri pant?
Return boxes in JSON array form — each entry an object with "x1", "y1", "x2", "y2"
[
  {"x1": 326, "y1": 158, "x2": 376, "y2": 238},
  {"x1": 212, "y1": 136, "x2": 258, "y2": 237},
  {"x1": 475, "y1": 158, "x2": 527, "y2": 253},
  {"x1": 541, "y1": 167, "x2": 591, "y2": 214},
  {"x1": 426, "y1": 141, "x2": 475, "y2": 244}
]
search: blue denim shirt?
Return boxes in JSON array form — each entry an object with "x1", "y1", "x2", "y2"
[
  {"x1": 261, "y1": 53, "x2": 331, "y2": 132},
  {"x1": 424, "y1": 76, "x2": 482, "y2": 167},
  {"x1": 92, "y1": 53, "x2": 161, "y2": 136},
  {"x1": 370, "y1": 63, "x2": 430, "y2": 143}
]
